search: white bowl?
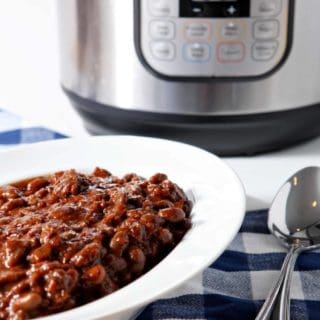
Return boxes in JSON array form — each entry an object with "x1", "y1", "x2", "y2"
[{"x1": 0, "y1": 136, "x2": 246, "y2": 320}]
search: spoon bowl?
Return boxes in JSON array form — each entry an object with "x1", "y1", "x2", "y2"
[
  {"x1": 269, "y1": 166, "x2": 320, "y2": 247},
  {"x1": 256, "y1": 166, "x2": 320, "y2": 320}
]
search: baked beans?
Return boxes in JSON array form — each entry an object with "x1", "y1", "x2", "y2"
[{"x1": 0, "y1": 168, "x2": 192, "y2": 319}]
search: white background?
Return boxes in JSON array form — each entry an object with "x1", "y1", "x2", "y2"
[
  {"x1": 0, "y1": 0, "x2": 86, "y2": 136},
  {"x1": 1, "y1": 0, "x2": 320, "y2": 210}
]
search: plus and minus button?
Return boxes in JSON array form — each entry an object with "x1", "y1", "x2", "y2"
[{"x1": 227, "y1": 5, "x2": 238, "y2": 16}]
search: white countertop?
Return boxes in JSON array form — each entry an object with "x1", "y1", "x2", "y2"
[{"x1": 1, "y1": 0, "x2": 320, "y2": 211}]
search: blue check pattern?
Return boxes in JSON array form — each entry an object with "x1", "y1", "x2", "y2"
[
  {"x1": 1, "y1": 109, "x2": 319, "y2": 320},
  {"x1": 138, "y1": 211, "x2": 320, "y2": 320},
  {"x1": 0, "y1": 109, "x2": 65, "y2": 149}
]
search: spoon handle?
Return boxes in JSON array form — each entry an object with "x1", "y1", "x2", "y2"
[
  {"x1": 273, "y1": 246, "x2": 301, "y2": 320},
  {"x1": 255, "y1": 246, "x2": 297, "y2": 320}
]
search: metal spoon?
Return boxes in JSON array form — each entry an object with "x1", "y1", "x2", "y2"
[{"x1": 255, "y1": 166, "x2": 320, "y2": 320}]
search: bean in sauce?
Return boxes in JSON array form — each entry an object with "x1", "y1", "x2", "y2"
[{"x1": 0, "y1": 168, "x2": 192, "y2": 319}]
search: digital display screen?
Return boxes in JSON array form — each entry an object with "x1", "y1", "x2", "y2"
[{"x1": 180, "y1": 0, "x2": 250, "y2": 18}]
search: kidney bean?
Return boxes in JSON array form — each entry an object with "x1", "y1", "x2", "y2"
[
  {"x1": 48, "y1": 205, "x2": 77, "y2": 220},
  {"x1": 147, "y1": 184, "x2": 170, "y2": 202},
  {"x1": 140, "y1": 213, "x2": 164, "y2": 233},
  {"x1": 28, "y1": 243, "x2": 52, "y2": 264},
  {"x1": 128, "y1": 246, "x2": 146, "y2": 274},
  {"x1": 123, "y1": 173, "x2": 141, "y2": 182},
  {"x1": 129, "y1": 221, "x2": 146, "y2": 242},
  {"x1": 2, "y1": 198, "x2": 26, "y2": 212},
  {"x1": 161, "y1": 179, "x2": 175, "y2": 190},
  {"x1": 4, "y1": 239, "x2": 30, "y2": 267},
  {"x1": 138, "y1": 180, "x2": 148, "y2": 189},
  {"x1": 92, "y1": 167, "x2": 111, "y2": 178},
  {"x1": 83, "y1": 264, "x2": 106, "y2": 285},
  {"x1": 110, "y1": 230, "x2": 129, "y2": 256},
  {"x1": 158, "y1": 228, "x2": 173, "y2": 245},
  {"x1": 149, "y1": 173, "x2": 168, "y2": 184},
  {"x1": 0, "y1": 217, "x2": 12, "y2": 225},
  {"x1": 44, "y1": 269, "x2": 76, "y2": 305},
  {"x1": 0, "y1": 269, "x2": 26, "y2": 285},
  {"x1": 71, "y1": 242, "x2": 101, "y2": 267},
  {"x1": 153, "y1": 200, "x2": 174, "y2": 210},
  {"x1": 27, "y1": 177, "x2": 49, "y2": 194},
  {"x1": 5, "y1": 279, "x2": 29, "y2": 303},
  {"x1": 0, "y1": 186, "x2": 20, "y2": 200},
  {"x1": 66, "y1": 268, "x2": 79, "y2": 291},
  {"x1": 109, "y1": 189, "x2": 127, "y2": 216},
  {"x1": 12, "y1": 292, "x2": 42, "y2": 312},
  {"x1": 40, "y1": 226, "x2": 60, "y2": 246},
  {"x1": 35, "y1": 188, "x2": 49, "y2": 199},
  {"x1": 30, "y1": 261, "x2": 69, "y2": 279},
  {"x1": 52, "y1": 170, "x2": 88, "y2": 197},
  {"x1": 46, "y1": 193, "x2": 59, "y2": 205},
  {"x1": 158, "y1": 207, "x2": 186, "y2": 223},
  {"x1": 120, "y1": 216, "x2": 136, "y2": 228},
  {"x1": 102, "y1": 212, "x2": 116, "y2": 225}
]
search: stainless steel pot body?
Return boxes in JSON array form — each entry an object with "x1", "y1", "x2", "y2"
[{"x1": 58, "y1": 0, "x2": 320, "y2": 116}]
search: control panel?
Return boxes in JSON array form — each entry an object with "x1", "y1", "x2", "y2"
[{"x1": 137, "y1": 0, "x2": 291, "y2": 78}]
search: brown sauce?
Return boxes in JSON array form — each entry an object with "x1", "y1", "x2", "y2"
[{"x1": 0, "y1": 168, "x2": 192, "y2": 319}]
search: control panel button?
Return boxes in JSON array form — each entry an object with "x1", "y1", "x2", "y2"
[
  {"x1": 141, "y1": 0, "x2": 289, "y2": 77},
  {"x1": 184, "y1": 22, "x2": 211, "y2": 40},
  {"x1": 224, "y1": 4, "x2": 241, "y2": 17},
  {"x1": 148, "y1": 0, "x2": 178, "y2": 17},
  {"x1": 150, "y1": 20, "x2": 175, "y2": 40},
  {"x1": 180, "y1": 0, "x2": 250, "y2": 18},
  {"x1": 217, "y1": 42, "x2": 245, "y2": 63},
  {"x1": 150, "y1": 41, "x2": 175, "y2": 60},
  {"x1": 252, "y1": 41, "x2": 278, "y2": 60},
  {"x1": 251, "y1": 0, "x2": 282, "y2": 17},
  {"x1": 184, "y1": 43, "x2": 211, "y2": 62},
  {"x1": 254, "y1": 20, "x2": 279, "y2": 39},
  {"x1": 222, "y1": 22, "x2": 241, "y2": 39}
]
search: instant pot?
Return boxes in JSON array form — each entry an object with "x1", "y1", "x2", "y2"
[{"x1": 57, "y1": 0, "x2": 320, "y2": 155}]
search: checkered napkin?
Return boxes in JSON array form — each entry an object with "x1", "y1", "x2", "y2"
[
  {"x1": 138, "y1": 210, "x2": 320, "y2": 320},
  {"x1": 0, "y1": 109, "x2": 65, "y2": 150},
  {"x1": 1, "y1": 109, "x2": 319, "y2": 320}
]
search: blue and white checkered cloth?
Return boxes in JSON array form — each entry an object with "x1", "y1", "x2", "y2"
[
  {"x1": 1, "y1": 109, "x2": 319, "y2": 320},
  {"x1": 0, "y1": 109, "x2": 65, "y2": 149},
  {"x1": 138, "y1": 211, "x2": 320, "y2": 320}
]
